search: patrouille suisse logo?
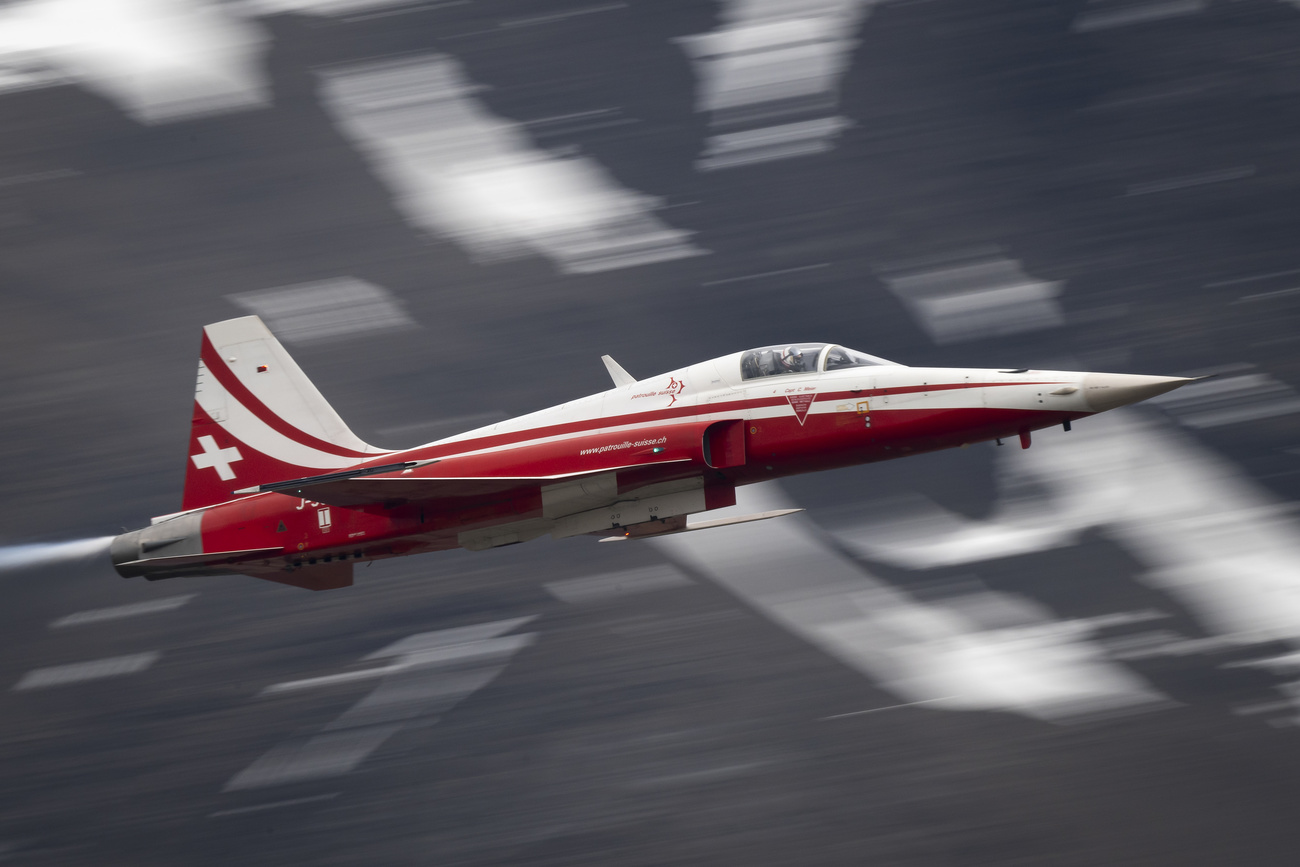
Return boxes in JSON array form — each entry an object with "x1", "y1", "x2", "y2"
[
  {"x1": 632, "y1": 376, "x2": 686, "y2": 406},
  {"x1": 663, "y1": 377, "x2": 685, "y2": 406}
]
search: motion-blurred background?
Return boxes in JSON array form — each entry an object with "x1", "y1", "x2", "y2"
[{"x1": 3, "y1": 0, "x2": 1300, "y2": 863}]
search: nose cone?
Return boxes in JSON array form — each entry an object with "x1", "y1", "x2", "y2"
[{"x1": 1082, "y1": 373, "x2": 1195, "y2": 412}]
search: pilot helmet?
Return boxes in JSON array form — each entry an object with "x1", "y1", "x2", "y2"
[{"x1": 780, "y1": 346, "x2": 804, "y2": 370}]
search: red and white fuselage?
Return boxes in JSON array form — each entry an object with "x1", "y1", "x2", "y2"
[{"x1": 111, "y1": 320, "x2": 1190, "y2": 590}]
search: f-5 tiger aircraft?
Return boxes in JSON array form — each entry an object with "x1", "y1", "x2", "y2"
[{"x1": 111, "y1": 316, "x2": 1192, "y2": 590}]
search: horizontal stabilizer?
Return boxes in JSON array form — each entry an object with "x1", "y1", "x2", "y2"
[
  {"x1": 233, "y1": 459, "x2": 439, "y2": 495},
  {"x1": 599, "y1": 508, "x2": 804, "y2": 541},
  {"x1": 241, "y1": 460, "x2": 691, "y2": 507},
  {"x1": 118, "y1": 547, "x2": 284, "y2": 571},
  {"x1": 121, "y1": 546, "x2": 352, "y2": 590}
]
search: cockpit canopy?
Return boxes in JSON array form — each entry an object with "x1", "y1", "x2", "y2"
[{"x1": 739, "y1": 344, "x2": 899, "y2": 381}]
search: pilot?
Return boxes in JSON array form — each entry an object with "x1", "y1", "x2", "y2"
[{"x1": 777, "y1": 345, "x2": 805, "y2": 374}]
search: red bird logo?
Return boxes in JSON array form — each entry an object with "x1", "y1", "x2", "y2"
[{"x1": 664, "y1": 377, "x2": 685, "y2": 406}]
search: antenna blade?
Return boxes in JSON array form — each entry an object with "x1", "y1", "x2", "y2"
[{"x1": 601, "y1": 355, "x2": 636, "y2": 388}]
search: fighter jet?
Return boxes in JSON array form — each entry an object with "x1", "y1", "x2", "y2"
[{"x1": 111, "y1": 316, "x2": 1191, "y2": 590}]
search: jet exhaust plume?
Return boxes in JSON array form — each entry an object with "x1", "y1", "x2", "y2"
[{"x1": 0, "y1": 537, "x2": 114, "y2": 572}]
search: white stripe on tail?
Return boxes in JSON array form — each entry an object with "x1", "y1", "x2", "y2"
[{"x1": 182, "y1": 316, "x2": 391, "y2": 511}]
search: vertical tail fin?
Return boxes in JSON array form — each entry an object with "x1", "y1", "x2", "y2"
[{"x1": 182, "y1": 316, "x2": 390, "y2": 511}]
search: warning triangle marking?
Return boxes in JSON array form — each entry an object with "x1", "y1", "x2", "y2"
[{"x1": 786, "y1": 393, "x2": 816, "y2": 426}]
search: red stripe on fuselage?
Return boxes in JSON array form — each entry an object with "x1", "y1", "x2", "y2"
[
  {"x1": 200, "y1": 334, "x2": 379, "y2": 460},
  {"x1": 812, "y1": 380, "x2": 1066, "y2": 403},
  {"x1": 198, "y1": 402, "x2": 1087, "y2": 559},
  {"x1": 395, "y1": 380, "x2": 1068, "y2": 464}
]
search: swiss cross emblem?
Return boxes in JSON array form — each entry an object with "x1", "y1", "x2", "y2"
[
  {"x1": 191, "y1": 434, "x2": 243, "y2": 480},
  {"x1": 786, "y1": 393, "x2": 816, "y2": 426}
]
